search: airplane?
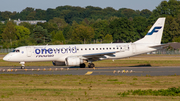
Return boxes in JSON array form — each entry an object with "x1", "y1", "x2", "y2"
[{"x1": 3, "y1": 17, "x2": 166, "y2": 69}]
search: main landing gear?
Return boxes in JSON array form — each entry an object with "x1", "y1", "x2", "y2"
[
  {"x1": 80, "y1": 63, "x2": 86, "y2": 68},
  {"x1": 88, "y1": 63, "x2": 95, "y2": 68},
  {"x1": 79, "y1": 63, "x2": 95, "y2": 68},
  {"x1": 20, "y1": 62, "x2": 25, "y2": 69}
]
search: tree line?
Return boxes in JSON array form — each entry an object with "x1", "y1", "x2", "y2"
[{"x1": 0, "y1": 0, "x2": 180, "y2": 48}]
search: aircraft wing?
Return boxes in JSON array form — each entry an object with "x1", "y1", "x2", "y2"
[{"x1": 81, "y1": 51, "x2": 118, "y2": 61}]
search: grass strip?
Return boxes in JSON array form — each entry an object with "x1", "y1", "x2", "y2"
[{"x1": 0, "y1": 74, "x2": 180, "y2": 101}]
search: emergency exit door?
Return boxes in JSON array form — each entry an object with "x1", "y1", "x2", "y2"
[
  {"x1": 26, "y1": 47, "x2": 32, "y2": 57},
  {"x1": 131, "y1": 44, "x2": 136, "y2": 54}
]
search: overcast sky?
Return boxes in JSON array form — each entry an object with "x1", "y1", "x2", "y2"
[{"x1": 0, "y1": 0, "x2": 167, "y2": 12}]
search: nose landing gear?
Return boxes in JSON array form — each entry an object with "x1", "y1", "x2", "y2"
[{"x1": 20, "y1": 62, "x2": 25, "y2": 69}]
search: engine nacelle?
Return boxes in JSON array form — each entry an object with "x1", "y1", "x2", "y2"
[
  {"x1": 52, "y1": 61, "x2": 66, "y2": 66},
  {"x1": 65, "y1": 57, "x2": 84, "y2": 66}
]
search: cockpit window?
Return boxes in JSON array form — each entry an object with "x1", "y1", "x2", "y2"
[{"x1": 12, "y1": 49, "x2": 20, "y2": 53}]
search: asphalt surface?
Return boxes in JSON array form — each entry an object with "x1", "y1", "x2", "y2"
[{"x1": 0, "y1": 66, "x2": 180, "y2": 76}]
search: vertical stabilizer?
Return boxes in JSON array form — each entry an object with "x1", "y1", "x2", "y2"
[{"x1": 134, "y1": 17, "x2": 166, "y2": 44}]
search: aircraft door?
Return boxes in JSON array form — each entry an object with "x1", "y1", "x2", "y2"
[
  {"x1": 26, "y1": 47, "x2": 32, "y2": 57},
  {"x1": 119, "y1": 45, "x2": 125, "y2": 52},
  {"x1": 131, "y1": 44, "x2": 136, "y2": 54}
]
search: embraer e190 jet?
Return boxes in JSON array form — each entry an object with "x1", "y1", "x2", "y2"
[{"x1": 3, "y1": 18, "x2": 166, "y2": 69}]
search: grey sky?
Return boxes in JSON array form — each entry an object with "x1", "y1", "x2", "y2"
[{"x1": 0, "y1": 0, "x2": 166, "y2": 12}]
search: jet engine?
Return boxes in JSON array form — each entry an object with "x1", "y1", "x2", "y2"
[
  {"x1": 65, "y1": 57, "x2": 84, "y2": 66},
  {"x1": 52, "y1": 61, "x2": 66, "y2": 66}
]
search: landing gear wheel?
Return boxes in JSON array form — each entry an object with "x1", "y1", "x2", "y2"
[
  {"x1": 88, "y1": 63, "x2": 95, "y2": 68},
  {"x1": 20, "y1": 62, "x2": 25, "y2": 69},
  {"x1": 21, "y1": 66, "x2": 25, "y2": 69},
  {"x1": 80, "y1": 63, "x2": 86, "y2": 68}
]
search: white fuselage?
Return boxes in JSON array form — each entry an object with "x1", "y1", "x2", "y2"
[{"x1": 3, "y1": 43, "x2": 157, "y2": 63}]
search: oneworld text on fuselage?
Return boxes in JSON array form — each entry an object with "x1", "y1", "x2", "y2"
[{"x1": 35, "y1": 46, "x2": 77, "y2": 55}]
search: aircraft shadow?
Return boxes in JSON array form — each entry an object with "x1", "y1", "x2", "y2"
[{"x1": 129, "y1": 64, "x2": 152, "y2": 67}]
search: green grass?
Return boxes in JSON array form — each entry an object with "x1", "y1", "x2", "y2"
[
  {"x1": 120, "y1": 87, "x2": 180, "y2": 96},
  {"x1": 0, "y1": 53, "x2": 7, "y2": 55},
  {"x1": 0, "y1": 74, "x2": 180, "y2": 101}
]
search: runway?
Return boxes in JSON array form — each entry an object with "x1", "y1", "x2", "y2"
[{"x1": 0, "y1": 66, "x2": 180, "y2": 76}]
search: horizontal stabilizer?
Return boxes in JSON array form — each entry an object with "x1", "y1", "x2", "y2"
[{"x1": 149, "y1": 44, "x2": 168, "y2": 48}]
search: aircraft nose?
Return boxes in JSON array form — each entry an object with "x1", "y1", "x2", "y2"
[{"x1": 3, "y1": 55, "x2": 10, "y2": 61}]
